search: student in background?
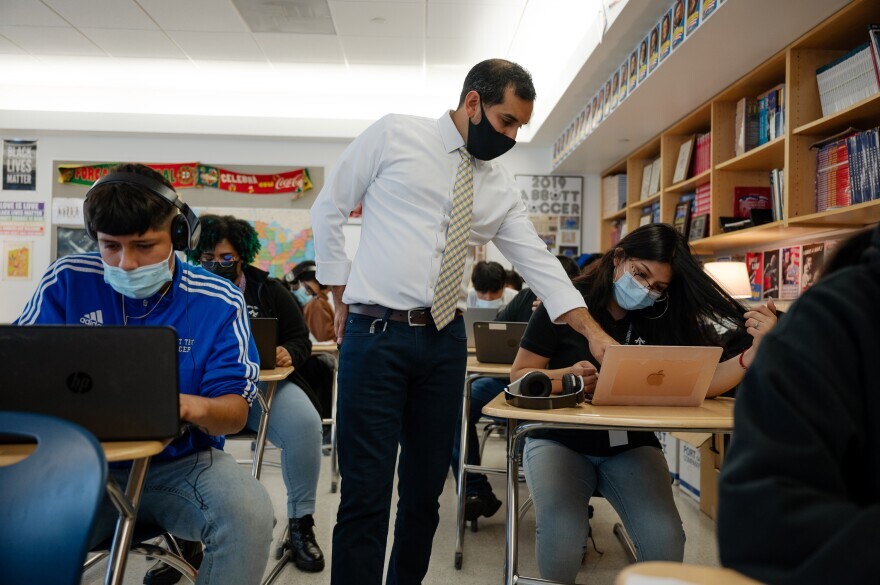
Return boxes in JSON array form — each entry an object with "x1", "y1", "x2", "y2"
[
  {"x1": 289, "y1": 260, "x2": 336, "y2": 342},
  {"x1": 467, "y1": 260, "x2": 518, "y2": 308},
  {"x1": 452, "y1": 254, "x2": 582, "y2": 521},
  {"x1": 14, "y1": 164, "x2": 273, "y2": 585},
  {"x1": 189, "y1": 215, "x2": 326, "y2": 573},
  {"x1": 505, "y1": 268, "x2": 524, "y2": 291},
  {"x1": 514, "y1": 224, "x2": 777, "y2": 583},
  {"x1": 718, "y1": 225, "x2": 880, "y2": 585}
]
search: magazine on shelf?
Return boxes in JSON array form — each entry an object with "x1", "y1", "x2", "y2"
[
  {"x1": 673, "y1": 200, "x2": 692, "y2": 236},
  {"x1": 801, "y1": 243, "x2": 824, "y2": 292},
  {"x1": 746, "y1": 252, "x2": 763, "y2": 300},
  {"x1": 673, "y1": 136, "x2": 695, "y2": 183},
  {"x1": 762, "y1": 249, "x2": 780, "y2": 299},
  {"x1": 780, "y1": 245, "x2": 801, "y2": 299}
]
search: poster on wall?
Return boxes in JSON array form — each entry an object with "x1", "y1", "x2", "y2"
[
  {"x1": 193, "y1": 206, "x2": 314, "y2": 279},
  {"x1": 3, "y1": 140, "x2": 37, "y2": 191},
  {"x1": 515, "y1": 175, "x2": 583, "y2": 257},
  {"x1": 0, "y1": 201, "x2": 45, "y2": 235},
  {"x1": 3, "y1": 240, "x2": 32, "y2": 280},
  {"x1": 52, "y1": 197, "x2": 86, "y2": 226}
]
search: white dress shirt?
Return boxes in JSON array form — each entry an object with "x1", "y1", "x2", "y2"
[{"x1": 310, "y1": 111, "x2": 586, "y2": 322}]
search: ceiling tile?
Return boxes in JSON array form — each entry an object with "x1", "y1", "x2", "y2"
[
  {"x1": 42, "y1": 0, "x2": 157, "y2": 30},
  {"x1": 0, "y1": 26, "x2": 106, "y2": 56},
  {"x1": 167, "y1": 31, "x2": 266, "y2": 61},
  {"x1": 0, "y1": 34, "x2": 27, "y2": 54},
  {"x1": 427, "y1": 2, "x2": 521, "y2": 39},
  {"x1": 136, "y1": 0, "x2": 249, "y2": 32},
  {"x1": 425, "y1": 36, "x2": 509, "y2": 66},
  {"x1": 255, "y1": 33, "x2": 344, "y2": 63},
  {"x1": 340, "y1": 35, "x2": 423, "y2": 65},
  {"x1": 329, "y1": 1, "x2": 425, "y2": 38},
  {"x1": 0, "y1": 0, "x2": 69, "y2": 27},
  {"x1": 80, "y1": 28, "x2": 186, "y2": 58}
]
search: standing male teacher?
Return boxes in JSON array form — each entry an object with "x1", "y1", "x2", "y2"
[{"x1": 311, "y1": 58, "x2": 616, "y2": 585}]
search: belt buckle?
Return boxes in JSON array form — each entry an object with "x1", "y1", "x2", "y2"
[{"x1": 407, "y1": 309, "x2": 427, "y2": 327}]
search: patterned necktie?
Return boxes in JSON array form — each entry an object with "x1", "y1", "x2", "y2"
[{"x1": 432, "y1": 147, "x2": 474, "y2": 330}]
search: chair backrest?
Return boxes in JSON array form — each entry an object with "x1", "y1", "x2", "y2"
[{"x1": 0, "y1": 411, "x2": 107, "y2": 585}]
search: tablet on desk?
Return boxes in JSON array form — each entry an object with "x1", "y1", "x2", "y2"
[{"x1": 589, "y1": 345, "x2": 722, "y2": 406}]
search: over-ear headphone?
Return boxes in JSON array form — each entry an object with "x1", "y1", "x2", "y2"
[
  {"x1": 504, "y1": 371, "x2": 585, "y2": 410},
  {"x1": 83, "y1": 171, "x2": 201, "y2": 251}
]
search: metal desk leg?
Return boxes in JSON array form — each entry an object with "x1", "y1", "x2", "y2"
[
  {"x1": 454, "y1": 375, "x2": 477, "y2": 570},
  {"x1": 105, "y1": 456, "x2": 151, "y2": 585},
  {"x1": 505, "y1": 417, "x2": 519, "y2": 585},
  {"x1": 253, "y1": 381, "x2": 279, "y2": 480}
]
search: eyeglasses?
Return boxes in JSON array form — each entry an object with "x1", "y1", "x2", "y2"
[
  {"x1": 627, "y1": 260, "x2": 666, "y2": 300},
  {"x1": 199, "y1": 253, "x2": 239, "y2": 269}
]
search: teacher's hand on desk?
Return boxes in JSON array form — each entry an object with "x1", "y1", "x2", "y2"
[
  {"x1": 559, "y1": 307, "x2": 618, "y2": 363},
  {"x1": 276, "y1": 346, "x2": 293, "y2": 368}
]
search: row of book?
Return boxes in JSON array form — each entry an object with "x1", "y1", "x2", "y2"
[
  {"x1": 815, "y1": 126, "x2": 880, "y2": 212},
  {"x1": 602, "y1": 173, "x2": 628, "y2": 217},
  {"x1": 742, "y1": 240, "x2": 834, "y2": 301},
  {"x1": 733, "y1": 85, "x2": 785, "y2": 157},
  {"x1": 691, "y1": 133, "x2": 712, "y2": 177},
  {"x1": 553, "y1": 0, "x2": 728, "y2": 168},
  {"x1": 815, "y1": 26, "x2": 880, "y2": 118},
  {"x1": 639, "y1": 202, "x2": 661, "y2": 227}
]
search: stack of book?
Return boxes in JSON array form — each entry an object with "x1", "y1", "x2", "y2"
[
  {"x1": 846, "y1": 127, "x2": 880, "y2": 204},
  {"x1": 816, "y1": 42, "x2": 880, "y2": 117},
  {"x1": 758, "y1": 84, "x2": 785, "y2": 144},
  {"x1": 691, "y1": 133, "x2": 712, "y2": 176},
  {"x1": 815, "y1": 135, "x2": 852, "y2": 212},
  {"x1": 602, "y1": 174, "x2": 628, "y2": 216},
  {"x1": 694, "y1": 183, "x2": 711, "y2": 217}
]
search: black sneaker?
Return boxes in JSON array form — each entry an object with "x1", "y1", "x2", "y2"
[
  {"x1": 287, "y1": 515, "x2": 325, "y2": 572},
  {"x1": 143, "y1": 538, "x2": 203, "y2": 585},
  {"x1": 464, "y1": 491, "x2": 503, "y2": 522}
]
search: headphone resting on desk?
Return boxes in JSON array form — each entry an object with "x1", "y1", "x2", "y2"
[{"x1": 504, "y1": 371, "x2": 586, "y2": 410}]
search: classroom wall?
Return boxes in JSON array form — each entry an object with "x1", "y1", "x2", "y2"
[{"x1": 0, "y1": 129, "x2": 599, "y2": 322}]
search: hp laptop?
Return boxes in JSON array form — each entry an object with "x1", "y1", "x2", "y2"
[
  {"x1": 249, "y1": 317, "x2": 278, "y2": 370},
  {"x1": 589, "y1": 345, "x2": 723, "y2": 406},
  {"x1": 0, "y1": 325, "x2": 180, "y2": 441},
  {"x1": 473, "y1": 321, "x2": 527, "y2": 364},
  {"x1": 463, "y1": 307, "x2": 501, "y2": 349}
]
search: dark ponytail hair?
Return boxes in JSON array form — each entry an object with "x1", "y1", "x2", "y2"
[{"x1": 574, "y1": 223, "x2": 746, "y2": 346}]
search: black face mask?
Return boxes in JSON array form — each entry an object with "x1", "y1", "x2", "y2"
[
  {"x1": 204, "y1": 262, "x2": 240, "y2": 283},
  {"x1": 466, "y1": 100, "x2": 516, "y2": 161}
]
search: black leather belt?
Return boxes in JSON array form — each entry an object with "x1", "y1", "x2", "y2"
[{"x1": 348, "y1": 304, "x2": 462, "y2": 326}]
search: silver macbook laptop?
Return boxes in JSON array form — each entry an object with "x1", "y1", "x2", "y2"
[
  {"x1": 589, "y1": 345, "x2": 723, "y2": 406},
  {"x1": 249, "y1": 317, "x2": 278, "y2": 370},
  {"x1": 474, "y1": 321, "x2": 527, "y2": 364},
  {"x1": 0, "y1": 325, "x2": 180, "y2": 441},
  {"x1": 463, "y1": 307, "x2": 500, "y2": 348}
]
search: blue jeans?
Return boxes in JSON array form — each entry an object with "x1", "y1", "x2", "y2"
[
  {"x1": 90, "y1": 448, "x2": 274, "y2": 585},
  {"x1": 331, "y1": 312, "x2": 467, "y2": 585},
  {"x1": 451, "y1": 376, "x2": 507, "y2": 496},
  {"x1": 246, "y1": 380, "x2": 323, "y2": 519},
  {"x1": 523, "y1": 439, "x2": 685, "y2": 583}
]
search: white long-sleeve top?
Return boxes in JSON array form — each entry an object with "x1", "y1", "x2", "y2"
[{"x1": 310, "y1": 111, "x2": 585, "y2": 322}]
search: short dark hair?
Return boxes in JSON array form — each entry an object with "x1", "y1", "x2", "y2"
[
  {"x1": 472, "y1": 260, "x2": 506, "y2": 293},
  {"x1": 186, "y1": 214, "x2": 261, "y2": 265},
  {"x1": 84, "y1": 163, "x2": 177, "y2": 237},
  {"x1": 505, "y1": 269, "x2": 524, "y2": 291},
  {"x1": 555, "y1": 255, "x2": 581, "y2": 279},
  {"x1": 458, "y1": 59, "x2": 536, "y2": 108}
]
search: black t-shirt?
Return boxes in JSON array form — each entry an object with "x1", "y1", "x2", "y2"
[{"x1": 520, "y1": 303, "x2": 661, "y2": 456}]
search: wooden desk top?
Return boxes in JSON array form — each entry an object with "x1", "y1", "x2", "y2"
[
  {"x1": 466, "y1": 355, "x2": 512, "y2": 376},
  {"x1": 0, "y1": 439, "x2": 169, "y2": 467},
  {"x1": 616, "y1": 561, "x2": 763, "y2": 585},
  {"x1": 258, "y1": 365, "x2": 295, "y2": 382},
  {"x1": 311, "y1": 342, "x2": 338, "y2": 354},
  {"x1": 482, "y1": 394, "x2": 734, "y2": 432}
]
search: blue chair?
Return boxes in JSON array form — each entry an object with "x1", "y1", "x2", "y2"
[{"x1": 0, "y1": 411, "x2": 107, "y2": 585}]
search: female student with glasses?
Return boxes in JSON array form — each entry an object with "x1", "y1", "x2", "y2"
[{"x1": 510, "y1": 223, "x2": 777, "y2": 582}]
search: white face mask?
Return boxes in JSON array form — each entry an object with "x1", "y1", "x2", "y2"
[
  {"x1": 474, "y1": 297, "x2": 504, "y2": 309},
  {"x1": 103, "y1": 248, "x2": 174, "y2": 299}
]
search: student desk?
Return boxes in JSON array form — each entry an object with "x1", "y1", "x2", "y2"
[
  {"x1": 616, "y1": 561, "x2": 764, "y2": 584},
  {"x1": 0, "y1": 439, "x2": 169, "y2": 585},
  {"x1": 454, "y1": 356, "x2": 513, "y2": 569},
  {"x1": 482, "y1": 394, "x2": 736, "y2": 585}
]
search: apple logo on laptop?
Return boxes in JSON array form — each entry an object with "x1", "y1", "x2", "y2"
[
  {"x1": 646, "y1": 370, "x2": 665, "y2": 386},
  {"x1": 66, "y1": 371, "x2": 93, "y2": 394}
]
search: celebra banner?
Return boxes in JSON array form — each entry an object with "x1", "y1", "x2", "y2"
[
  {"x1": 58, "y1": 162, "x2": 199, "y2": 189},
  {"x1": 196, "y1": 165, "x2": 312, "y2": 196}
]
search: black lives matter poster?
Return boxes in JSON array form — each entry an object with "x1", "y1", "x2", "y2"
[{"x1": 3, "y1": 140, "x2": 37, "y2": 191}]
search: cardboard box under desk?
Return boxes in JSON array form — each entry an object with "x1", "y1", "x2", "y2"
[
  {"x1": 671, "y1": 432, "x2": 727, "y2": 520},
  {"x1": 655, "y1": 432, "x2": 680, "y2": 481}
]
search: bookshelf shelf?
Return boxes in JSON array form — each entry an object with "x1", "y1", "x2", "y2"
[
  {"x1": 665, "y1": 169, "x2": 712, "y2": 195},
  {"x1": 602, "y1": 208, "x2": 628, "y2": 221},
  {"x1": 716, "y1": 137, "x2": 785, "y2": 172},
  {"x1": 631, "y1": 192, "x2": 661, "y2": 209},
  {"x1": 792, "y1": 93, "x2": 880, "y2": 137},
  {"x1": 598, "y1": 0, "x2": 880, "y2": 254}
]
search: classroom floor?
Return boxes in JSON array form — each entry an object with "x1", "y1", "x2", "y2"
[{"x1": 81, "y1": 431, "x2": 721, "y2": 585}]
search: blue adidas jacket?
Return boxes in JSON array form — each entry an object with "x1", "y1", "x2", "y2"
[{"x1": 15, "y1": 252, "x2": 260, "y2": 461}]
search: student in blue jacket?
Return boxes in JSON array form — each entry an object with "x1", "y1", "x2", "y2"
[{"x1": 15, "y1": 163, "x2": 274, "y2": 585}]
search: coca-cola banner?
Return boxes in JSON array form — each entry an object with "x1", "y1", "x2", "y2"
[
  {"x1": 196, "y1": 165, "x2": 312, "y2": 196},
  {"x1": 58, "y1": 162, "x2": 311, "y2": 197}
]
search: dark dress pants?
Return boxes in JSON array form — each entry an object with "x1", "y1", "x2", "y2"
[{"x1": 331, "y1": 312, "x2": 467, "y2": 585}]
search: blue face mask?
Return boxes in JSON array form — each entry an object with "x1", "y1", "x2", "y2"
[
  {"x1": 474, "y1": 297, "x2": 504, "y2": 309},
  {"x1": 293, "y1": 287, "x2": 312, "y2": 306},
  {"x1": 103, "y1": 249, "x2": 174, "y2": 299},
  {"x1": 612, "y1": 270, "x2": 657, "y2": 311}
]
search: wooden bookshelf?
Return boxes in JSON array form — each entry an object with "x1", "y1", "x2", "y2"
[
  {"x1": 631, "y1": 192, "x2": 661, "y2": 209},
  {"x1": 598, "y1": 0, "x2": 880, "y2": 253}
]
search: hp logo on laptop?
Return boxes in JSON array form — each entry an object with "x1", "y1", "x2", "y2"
[{"x1": 66, "y1": 372, "x2": 93, "y2": 394}]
